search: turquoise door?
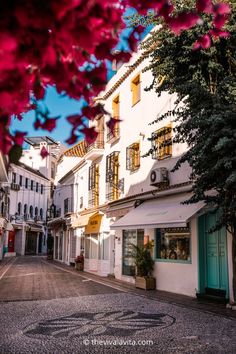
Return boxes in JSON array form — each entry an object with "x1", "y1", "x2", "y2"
[{"x1": 198, "y1": 212, "x2": 229, "y2": 297}]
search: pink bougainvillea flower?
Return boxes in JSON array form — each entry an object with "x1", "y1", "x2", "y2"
[
  {"x1": 106, "y1": 117, "x2": 122, "y2": 135},
  {"x1": 193, "y1": 34, "x2": 211, "y2": 50},
  {"x1": 213, "y1": 14, "x2": 228, "y2": 29},
  {"x1": 81, "y1": 126, "x2": 98, "y2": 145},
  {"x1": 67, "y1": 114, "x2": 83, "y2": 126},
  {"x1": 12, "y1": 131, "x2": 27, "y2": 146},
  {"x1": 40, "y1": 146, "x2": 50, "y2": 159},
  {"x1": 33, "y1": 82, "x2": 46, "y2": 100},
  {"x1": 213, "y1": 3, "x2": 231, "y2": 16},
  {"x1": 81, "y1": 105, "x2": 103, "y2": 120},
  {"x1": 65, "y1": 131, "x2": 79, "y2": 145},
  {"x1": 209, "y1": 28, "x2": 230, "y2": 38},
  {"x1": 167, "y1": 12, "x2": 201, "y2": 35},
  {"x1": 40, "y1": 118, "x2": 59, "y2": 132},
  {"x1": 196, "y1": 0, "x2": 213, "y2": 14}
]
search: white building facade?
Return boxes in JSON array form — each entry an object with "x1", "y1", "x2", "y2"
[
  {"x1": 49, "y1": 38, "x2": 233, "y2": 303},
  {"x1": 5, "y1": 162, "x2": 50, "y2": 256},
  {"x1": 0, "y1": 153, "x2": 10, "y2": 261}
]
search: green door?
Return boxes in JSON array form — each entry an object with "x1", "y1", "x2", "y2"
[{"x1": 199, "y1": 212, "x2": 229, "y2": 297}]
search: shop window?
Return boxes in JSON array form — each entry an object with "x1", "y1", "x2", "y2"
[
  {"x1": 99, "y1": 233, "x2": 109, "y2": 260},
  {"x1": 85, "y1": 234, "x2": 98, "y2": 259},
  {"x1": 122, "y1": 229, "x2": 144, "y2": 276},
  {"x1": 131, "y1": 74, "x2": 141, "y2": 106},
  {"x1": 88, "y1": 164, "x2": 99, "y2": 207},
  {"x1": 107, "y1": 95, "x2": 120, "y2": 142},
  {"x1": 106, "y1": 151, "x2": 120, "y2": 201},
  {"x1": 126, "y1": 142, "x2": 140, "y2": 172},
  {"x1": 155, "y1": 227, "x2": 191, "y2": 262},
  {"x1": 151, "y1": 124, "x2": 172, "y2": 160}
]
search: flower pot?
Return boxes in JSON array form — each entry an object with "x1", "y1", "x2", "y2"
[
  {"x1": 135, "y1": 276, "x2": 156, "y2": 290},
  {"x1": 75, "y1": 262, "x2": 84, "y2": 271}
]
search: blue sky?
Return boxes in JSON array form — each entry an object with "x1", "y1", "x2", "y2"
[{"x1": 11, "y1": 8, "x2": 151, "y2": 148}]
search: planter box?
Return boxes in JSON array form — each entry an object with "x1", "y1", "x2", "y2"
[
  {"x1": 135, "y1": 276, "x2": 156, "y2": 290},
  {"x1": 75, "y1": 262, "x2": 84, "y2": 271}
]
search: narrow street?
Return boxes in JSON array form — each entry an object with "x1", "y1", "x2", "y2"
[{"x1": 0, "y1": 257, "x2": 236, "y2": 353}]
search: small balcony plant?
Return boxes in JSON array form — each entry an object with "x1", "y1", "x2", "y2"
[
  {"x1": 75, "y1": 253, "x2": 84, "y2": 271},
  {"x1": 130, "y1": 241, "x2": 156, "y2": 290}
]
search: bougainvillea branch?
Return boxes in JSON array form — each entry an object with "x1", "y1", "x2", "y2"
[{"x1": 0, "y1": 0, "x2": 231, "y2": 159}]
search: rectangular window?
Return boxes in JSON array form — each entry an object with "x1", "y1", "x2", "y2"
[
  {"x1": 107, "y1": 95, "x2": 120, "y2": 142},
  {"x1": 126, "y1": 142, "x2": 140, "y2": 172},
  {"x1": 88, "y1": 164, "x2": 99, "y2": 207},
  {"x1": 36, "y1": 182, "x2": 39, "y2": 192},
  {"x1": 131, "y1": 74, "x2": 141, "y2": 106},
  {"x1": 64, "y1": 198, "x2": 70, "y2": 214},
  {"x1": 25, "y1": 178, "x2": 28, "y2": 189},
  {"x1": 12, "y1": 172, "x2": 16, "y2": 183},
  {"x1": 155, "y1": 227, "x2": 191, "y2": 262},
  {"x1": 19, "y1": 175, "x2": 23, "y2": 186},
  {"x1": 41, "y1": 184, "x2": 44, "y2": 194},
  {"x1": 151, "y1": 124, "x2": 172, "y2": 160},
  {"x1": 105, "y1": 151, "x2": 119, "y2": 201},
  {"x1": 31, "y1": 180, "x2": 34, "y2": 191}
]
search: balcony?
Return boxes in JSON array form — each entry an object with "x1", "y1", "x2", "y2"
[
  {"x1": 11, "y1": 183, "x2": 20, "y2": 191},
  {"x1": 107, "y1": 126, "x2": 120, "y2": 144},
  {"x1": 84, "y1": 140, "x2": 104, "y2": 160}
]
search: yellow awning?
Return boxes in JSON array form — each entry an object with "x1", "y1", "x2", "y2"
[
  {"x1": 72, "y1": 212, "x2": 103, "y2": 234},
  {"x1": 72, "y1": 212, "x2": 97, "y2": 229}
]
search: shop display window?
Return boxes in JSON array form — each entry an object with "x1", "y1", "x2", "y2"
[{"x1": 155, "y1": 227, "x2": 191, "y2": 262}]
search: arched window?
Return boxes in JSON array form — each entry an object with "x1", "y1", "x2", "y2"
[
  {"x1": 35, "y1": 207, "x2": 38, "y2": 216},
  {"x1": 40, "y1": 208, "x2": 43, "y2": 220},
  {"x1": 29, "y1": 206, "x2": 33, "y2": 218},
  {"x1": 17, "y1": 202, "x2": 22, "y2": 215},
  {"x1": 24, "y1": 204, "x2": 27, "y2": 215}
]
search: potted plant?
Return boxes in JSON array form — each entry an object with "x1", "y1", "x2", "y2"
[
  {"x1": 75, "y1": 253, "x2": 84, "y2": 271},
  {"x1": 130, "y1": 241, "x2": 156, "y2": 290}
]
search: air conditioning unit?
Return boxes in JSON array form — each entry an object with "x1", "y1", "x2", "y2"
[{"x1": 150, "y1": 168, "x2": 169, "y2": 187}]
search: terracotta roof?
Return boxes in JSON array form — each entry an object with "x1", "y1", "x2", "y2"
[{"x1": 63, "y1": 140, "x2": 87, "y2": 157}]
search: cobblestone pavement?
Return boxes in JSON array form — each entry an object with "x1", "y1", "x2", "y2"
[{"x1": 0, "y1": 256, "x2": 236, "y2": 354}]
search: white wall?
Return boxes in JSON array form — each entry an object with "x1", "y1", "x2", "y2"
[{"x1": 9, "y1": 164, "x2": 49, "y2": 221}]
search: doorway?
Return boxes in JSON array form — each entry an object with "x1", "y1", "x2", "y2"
[
  {"x1": 8, "y1": 231, "x2": 15, "y2": 252},
  {"x1": 198, "y1": 212, "x2": 229, "y2": 299}
]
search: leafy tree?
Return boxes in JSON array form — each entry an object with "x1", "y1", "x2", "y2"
[{"x1": 134, "y1": 0, "x2": 236, "y2": 300}]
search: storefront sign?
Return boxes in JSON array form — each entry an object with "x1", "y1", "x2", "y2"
[{"x1": 85, "y1": 214, "x2": 103, "y2": 234}]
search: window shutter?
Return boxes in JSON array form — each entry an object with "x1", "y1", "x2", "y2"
[{"x1": 126, "y1": 147, "x2": 131, "y2": 170}]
